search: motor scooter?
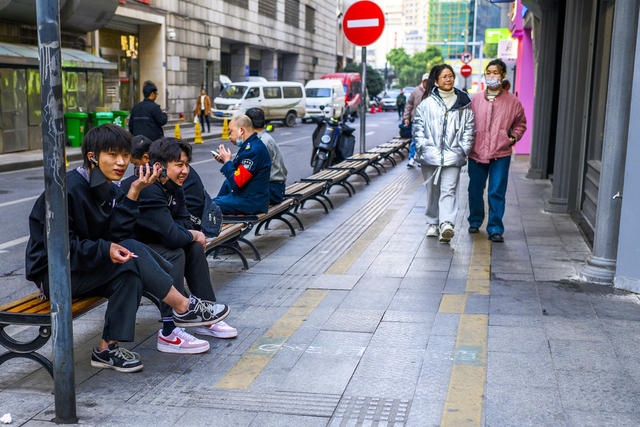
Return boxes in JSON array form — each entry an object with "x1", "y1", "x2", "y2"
[{"x1": 310, "y1": 106, "x2": 356, "y2": 174}]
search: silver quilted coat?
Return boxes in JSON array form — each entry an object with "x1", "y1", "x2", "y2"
[{"x1": 413, "y1": 88, "x2": 475, "y2": 167}]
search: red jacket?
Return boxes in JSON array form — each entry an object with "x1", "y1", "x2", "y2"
[{"x1": 469, "y1": 90, "x2": 526, "y2": 163}]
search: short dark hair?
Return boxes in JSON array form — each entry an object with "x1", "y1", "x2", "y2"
[
  {"x1": 502, "y1": 79, "x2": 511, "y2": 90},
  {"x1": 143, "y1": 81, "x2": 158, "y2": 98},
  {"x1": 245, "y1": 107, "x2": 265, "y2": 129},
  {"x1": 486, "y1": 59, "x2": 507, "y2": 75},
  {"x1": 131, "y1": 135, "x2": 152, "y2": 159},
  {"x1": 149, "y1": 137, "x2": 192, "y2": 166},
  {"x1": 81, "y1": 124, "x2": 133, "y2": 168}
]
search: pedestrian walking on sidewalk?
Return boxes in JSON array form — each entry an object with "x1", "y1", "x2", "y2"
[
  {"x1": 467, "y1": 59, "x2": 526, "y2": 243},
  {"x1": 194, "y1": 89, "x2": 211, "y2": 133},
  {"x1": 396, "y1": 90, "x2": 406, "y2": 120},
  {"x1": 403, "y1": 73, "x2": 429, "y2": 168},
  {"x1": 413, "y1": 64, "x2": 475, "y2": 243},
  {"x1": 129, "y1": 81, "x2": 167, "y2": 141}
]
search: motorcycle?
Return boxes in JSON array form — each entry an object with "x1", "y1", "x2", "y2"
[{"x1": 310, "y1": 106, "x2": 356, "y2": 174}]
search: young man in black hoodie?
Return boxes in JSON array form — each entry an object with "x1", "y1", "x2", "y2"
[
  {"x1": 25, "y1": 125, "x2": 226, "y2": 373},
  {"x1": 136, "y1": 138, "x2": 235, "y2": 353}
]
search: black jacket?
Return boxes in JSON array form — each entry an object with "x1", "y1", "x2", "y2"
[
  {"x1": 183, "y1": 167, "x2": 207, "y2": 221},
  {"x1": 129, "y1": 98, "x2": 167, "y2": 141},
  {"x1": 25, "y1": 169, "x2": 138, "y2": 281},
  {"x1": 135, "y1": 181, "x2": 193, "y2": 249}
]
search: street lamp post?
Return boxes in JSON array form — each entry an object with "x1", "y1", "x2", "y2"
[{"x1": 35, "y1": 0, "x2": 77, "y2": 423}]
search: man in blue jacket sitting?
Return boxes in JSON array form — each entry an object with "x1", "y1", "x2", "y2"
[{"x1": 212, "y1": 115, "x2": 271, "y2": 215}]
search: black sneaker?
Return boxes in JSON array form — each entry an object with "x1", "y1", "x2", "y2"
[
  {"x1": 468, "y1": 226, "x2": 480, "y2": 234},
  {"x1": 90, "y1": 343, "x2": 143, "y2": 373},
  {"x1": 173, "y1": 295, "x2": 230, "y2": 327},
  {"x1": 489, "y1": 233, "x2": 504, "y2": 242}
]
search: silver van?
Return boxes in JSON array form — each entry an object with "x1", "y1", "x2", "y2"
[{"x1": 212, "y1": 81, "x2": 306, "y2": 127}]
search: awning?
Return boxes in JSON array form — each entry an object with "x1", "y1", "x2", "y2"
[{"x1": 0, "y1": 42, "x2": 117, "y2": 70}]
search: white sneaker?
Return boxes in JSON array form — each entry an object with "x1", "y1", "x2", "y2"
[
  {"x1": 426, "y1": 224, "x2": 439, "y2": 237},
  {"x1": 157, "y1": 327, "x2": 210, "y2": 354},
  {"x1": 192, "y1": 321, "x2": 238, "y2": 339},
  {"x1": 407, "y1": 158, "x2": 416, "y2": 168},
  {"x1": 439, "y1": 222, "x2": 454, "y2": 243}
]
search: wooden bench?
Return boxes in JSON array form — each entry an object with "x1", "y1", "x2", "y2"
[
  {"x1": 366, "y1": 146, "x2": 399, "y2": 167},
  {"x1": 327, "y1": 159, "x2": 372, "y2": 185},
  {"x1": 346, "y1": 152, "x2": 386, "y2": 175},
  {"x1": 204, "y1": 222, "x2": 258, "y2": 270},
  {"x1": 301, "y1": 168, "x2": 355, "y2": 197},
  {"x1": 285, "y1": 181, "x2": 333, "y2": 213}
]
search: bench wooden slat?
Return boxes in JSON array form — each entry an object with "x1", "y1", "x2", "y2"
[{"x1": 0, "y1": 293, "x2": 104, "y2": 318}]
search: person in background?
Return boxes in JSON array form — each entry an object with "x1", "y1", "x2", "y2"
[
  {"x1": 245, "y1": 107, "x2": 288, "y2": 204},
  {"x1": 129, "y1": 81, "x2": 167, "y2": 141},
  {"x1": 413, "y1": 64, "x2": 475, "y2": 243},
  {"x1": 396, "y1": 90, "x2": 406, "y2": 120},
  {"x1": 194, "y1": 89, "x2": 211, "y2": 133},
  {"x1": 468, "y1": 59, "x2": 526, "y2": 242},
  {"x1": 403, "y1": 73, "x2": 429, "y2": 168}
]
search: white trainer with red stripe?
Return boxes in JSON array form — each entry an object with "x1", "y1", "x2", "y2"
[
  {"x1": 157, "y1": 328, "x2": 210, "y2": 354},
  {"x1": 192, "y1": 321, "x2": 238, "y2": 339}
]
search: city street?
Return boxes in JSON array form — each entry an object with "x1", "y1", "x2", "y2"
[{"x1": 0, "y1": 112, "x2": 401, "y2": 304}]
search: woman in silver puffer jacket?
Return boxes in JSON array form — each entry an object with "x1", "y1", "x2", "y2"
[{"x1": 412, "y1": 64, "x2": 475, "y2": 243}]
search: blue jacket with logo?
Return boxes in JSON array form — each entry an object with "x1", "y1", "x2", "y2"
[{"x1": 214, "y1": 132, "x2": 271, "y2": 214}]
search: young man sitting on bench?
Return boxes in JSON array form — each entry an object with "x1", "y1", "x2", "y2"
[
  {"x1": 25, "y1": 124, "x2": 228, "y2": 373},
  {"x1": 136, "y1": 138, "x2": 236, "y2": 352},
  {"x1": 212, "y1": 115, "x2": 271, "y2": 215}
]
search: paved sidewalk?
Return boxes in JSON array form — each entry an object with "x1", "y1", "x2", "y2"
[{"x1": 1, "y1": 154, "x2": 639, "y2": 426}]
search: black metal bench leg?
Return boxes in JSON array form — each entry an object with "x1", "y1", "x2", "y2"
[
  {"x1": 264, "y1": 219, "x2": 272, "y2": 231},
  {"x1": 282, "y1": 211, "x2": 304, "y2": 231},
  {"x1": 0, "y1": 351, "x2": 54, "y2": 378},
  {"x1": 318, "y1": 194, "x2": 334, "y2": 209},
  {"x1": 272, "y1": 216, "x2": 296, "y2": 236},
  {"x1": 238, "y1": 237, "x2": 261, "y2": 261},
  {"x1": 386, "y1": 155, "x2": 397, "y2": 167},
  {"x1": 218, "y1": 243, "x2": 249, "y2": 269},
  {"x1": 344, "y1": 181, "x2": 356, "y2": 195},
  {"x1": 332, "y1": 182, "x2": 353, "y2": 197},
  {"x1": 357, "y1": 171, "x2": 371, "y2": 185},
  {"x1": 0, "y1": 324, "x2": 54, "y2": 378},
  {"x1": 311, "y1": 196, "x2": 329, "y2": 213},
  {"x1": 254, "y1": 221, "x2": 266, "y2": 236}
]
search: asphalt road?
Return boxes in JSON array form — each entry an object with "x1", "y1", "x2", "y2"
[{"x1": 0, "y1": 111, "x2": 402, "y2": 303}]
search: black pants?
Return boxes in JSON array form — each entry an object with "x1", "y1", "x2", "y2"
[
  {"x1": 199, "y1": 111, "x2": 210, "y2": 133},
  {"x1": 269, "y1": 181, "x2": 286, "y2": 204},
  {"x1": 146, "y1": 242, "x2": 216, "y2": 319},
  {"x1": 397, "y1": 104, "x2": 405, "y2": 119},
  {"x1": 39, "y1": 239, "x2": 174, "y2": 343}
]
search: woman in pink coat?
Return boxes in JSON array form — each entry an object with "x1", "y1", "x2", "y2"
[{"x1": 468, "y1": 59, "x2": 527, "y2": 242}]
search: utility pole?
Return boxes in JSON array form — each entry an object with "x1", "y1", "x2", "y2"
[{"x1": 35, "y1": 0, "x2": 77, "y2": 423}]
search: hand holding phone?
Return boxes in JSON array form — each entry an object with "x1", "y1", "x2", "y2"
[{"x1": 211, "y1": 150, "x2": 223, "y2": 163}]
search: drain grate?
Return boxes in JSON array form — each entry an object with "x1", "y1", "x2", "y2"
[{"x1": 331, "y1": 396, "x2": 412, "y2": 426}]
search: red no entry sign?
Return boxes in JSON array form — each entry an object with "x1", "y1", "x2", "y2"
[
  {"x1": 343, "y1": 1, "x2": 385, "y2": 46},
  {"x1": 461, "y1": 64, "x2": 473, "y2": 77}
]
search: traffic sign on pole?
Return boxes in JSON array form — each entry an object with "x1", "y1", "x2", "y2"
[
  {"x1": 343, "y1": 1, "x2": 386, "y2": 47},
  {"x1": 460, "y1": 64, "x2": 473, "y2": 77},
  {"x1": 461, "y1": 51, "x2": 473, "y2": 64}
]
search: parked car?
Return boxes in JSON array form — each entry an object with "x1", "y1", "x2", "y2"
[
  {"x1": 380, "y1": 89, "x2": 402, "y2": 111},
  {"x1": 211, "y1": 81, "x2": 306, "y2": 127},
  {"x1": 321, "y1": 72, "x2": 362, "y2": 119},
  {"x1": 303, "y1": 79, "x2": 346, "y2": 122}
]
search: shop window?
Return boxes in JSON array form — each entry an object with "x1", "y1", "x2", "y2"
[
  {"x1": 285, "y1": 0, "x2": 299, "y2": 27},
  {"x1": 259, "y1": 0, "x2": 276, "y2": 18},
  {"x1": 27, "y1": 69, "x2": 41, "y2": 126},
  {"x1": 264, "y1": 87, "x2": 282, "y2": 99}
]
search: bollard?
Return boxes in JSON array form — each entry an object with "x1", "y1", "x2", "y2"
[
  {"x1": 194, "y1": 121, "x2": 203, "y2": 144},
  {"x1": 221, "y1": 119, "x2": 230, "y2": 140},
  {"x1": 174, "y1": 123, "x2": 181, "y2": 139},
  {"x1": 65, "y1": 150, "x2": 69, "y2": 167},
  {"x1": 377, "y1": 105, "x2": 382, "y2": 112},
  {"x1": 370, "y1": 105, "x2": 375, "y2": 114}
]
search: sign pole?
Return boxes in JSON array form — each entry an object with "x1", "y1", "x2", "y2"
[
  {"x1": 360, "y1": 46, "x2": 367, "y2": 154},
  {"x1": 35, "y1": 0, "x2": 77, "y2": 423}
]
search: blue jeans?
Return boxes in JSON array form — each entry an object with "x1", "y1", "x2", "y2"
[
  {"x1": 467, "y1": 156, "x2": 511, "y2": 235},
  {"x1": 408, "y1": 138, "x2": 416, "y2": 160}
]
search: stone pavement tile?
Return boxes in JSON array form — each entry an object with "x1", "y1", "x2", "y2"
[
  {"x1": 556, "y1": 369, "x2": 640, "y2": 413},
  {"x1": 489, "y1": 314, "x2": 544, "y2": 327},
  {"x1": 321, "y1": 309, "x2": 384, "y2": 333},
  {"x1": 590, "y1": 296, "x2": 640, "y2": 321},
  {"x1": 366, "y1": 254, "x2": 413, "y2": 277},
  {"x1": 407, "y1": 257, "x2": 453, "y2": 273},
  {"x1": 487, "y1": 325, "x2": 548, "y2": 353},
  {"x1": 352, "y1": 275, "x2": 401, "y2": 293},
  {"x1": 487, "y1": 351, "x2": 556, "y2": 388},
  {"x1": 89, "y1": 403, "x2": 190, "y2": 426},
  {"x1": 387, "y1": 290, "x2": 442, "y2": 313},
  {"x1": 492, "y1": 272, "x2": 536, "y2": 281},
  {"x1": 307, "y1": 274, "x2": 362, "y2": 290},
  {"x1": 533, "y1": 267, "x2": 576, "y2": 282},
  {"x1": 399, "y1": 276, "x2": 446, "y2": 293},
  {"x1": 465, "y1": 294, "x2": 489, "y2": 314},
  {"x1": 382, "y1": 310, "x2": 436, "y2": 324},
  {"x1": 0, "y1": 390, "x2": 53, "y2": 425},
  {"x1": 445, "y1": 265, "x2": 469, "y2": 280},
  {"x1": 489, "y1": 280, "x2": 538, "y2": 297},
  {"x1": 443, "y1": 278, "x2": 467, "y2": 294},
  {"x1": 491, "y1": 260, "x2": 534, "y2": 274},
  {"x1": 542, "y1": 318, "x2": 608, "y2": 341},
  {"x1": 565, "y1": 410, "x2": 640, "y2": 427},
  {"x1": 338, "y1": 290, "x2": 395, "y2": 311},
  {"x1": 489, "y1": 295, "x2": 541, "y2": 316},
  {"x1": 250, "y1": 255, "x2": 303, "y2": 274},
  {"x1": 430, "y1": 313, "x2": 460, "y2": 336},
  {"x1": 538, "y1": 285, "x2": 596, "y2": 318},
  {"x1": 279, "y1": 331, "x2": 371, "y2": 394},
  {"x1": 250, "y1": 413, "x2": 329, "y2": 427},
  {"x1": 485, "y1": 384, "x2": 568, "y2": 427},
  {"x1": 367, "y1": 321, "x2": 430, "y2": 351},
  {"x1": 549, "y1": 339, "x2": 621, "y2": 372}
]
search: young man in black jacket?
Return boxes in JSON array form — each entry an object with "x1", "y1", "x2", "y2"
[
  {"x1": 25, "y1": 125, "x2": 227, "y2": 372},
  {"x1": 129, "y1": 81, "x2": 167, "y2": 141},
  {"x1": 136, "y1": 138, "x2": 236, "y2": 353}
]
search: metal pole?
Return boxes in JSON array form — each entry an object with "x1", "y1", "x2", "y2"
[
  {"x1": 360, "y1": 46, "x2": 366, "y2": 154},
  {"x1": 35, "y1": 0, "x2": 77, "y2": 423}
]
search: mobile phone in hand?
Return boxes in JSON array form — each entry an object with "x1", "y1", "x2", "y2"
[{"x1": 210, "y1": 150, "x2": 220, "y2": 158}]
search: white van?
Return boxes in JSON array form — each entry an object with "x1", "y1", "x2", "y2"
[
  {"x1": 212, "y1": 81, "x2": 306, "y2": 127},
  {"x1": 303, "y1": 79, "x2": 346, "y2": 121}
]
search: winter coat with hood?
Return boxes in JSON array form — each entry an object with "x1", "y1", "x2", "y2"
[
  {"x1": 413, "y1": 87, "x2": 475, "y2": 167},
  {"x1": 469, "y1": 90, "x2": 526, "y2": 163},
  {"x1": 402, "y1": 84, "x2": 426, "y2": 122}
]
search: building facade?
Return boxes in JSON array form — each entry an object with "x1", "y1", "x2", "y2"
[{"x1": 427, "y1": 0, "x2": 471, "y2": 58}]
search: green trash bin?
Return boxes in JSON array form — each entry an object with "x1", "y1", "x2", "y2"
[
  {"x1": 64, "y1": 112, "x2": 88, "y2": 147},
  {"x1": 112, "y1": 110, "x2": 129, "y2": 128},
  {"x1": 89, "y1": 111, "x2": 114, "y2": 127}
]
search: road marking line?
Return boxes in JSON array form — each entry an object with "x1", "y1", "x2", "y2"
[
  {"x1": 191, "y1": 158, "x2": 215, "y2": 166},
  {"x1": 215, "y1": 289, "x2": 328, "y2": 389},
  {"x1": 440, "y1": 233, "x2": 491, "y2": 426},
  {"x1": 0, "y1": 195, "x2": 39, "y2": 208},
  {"x1": 0, "y1": 235, "x2": 29, "y2": 250},
  {"x1": 366, "y1": 131, "x2": 374, "y2": 136},
  {"x1": 347, "y1": 18, "x2": 379, "y2": 28},
  {"x1": 438, "y1": 294, "x2": 467, "y2": 314}
]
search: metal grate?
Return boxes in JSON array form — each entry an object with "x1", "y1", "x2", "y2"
[
  {"x1": 284, "y1": 0, "x2": 299, "y2": 27},
  {"x1": 258, "y1": 0, "x2": 277, "y2": 18},
  {"x1": 305, "y1": 5, "x2": 315, "y2": 33},
  {"x1": 187, "y1": 58, "x2": 203, "y2": 86},
  {"x1": 331, "y1": 396, "x2": 412, "y2": 425}
]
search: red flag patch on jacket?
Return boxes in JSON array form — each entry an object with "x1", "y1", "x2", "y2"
[{"x1": 233, "y1": 164, "x2": 253, "y2": 187}]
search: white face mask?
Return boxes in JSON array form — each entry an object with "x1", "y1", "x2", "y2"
[{"x1": 486, "y1": 77, "x2": 502, "y2": 90}]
